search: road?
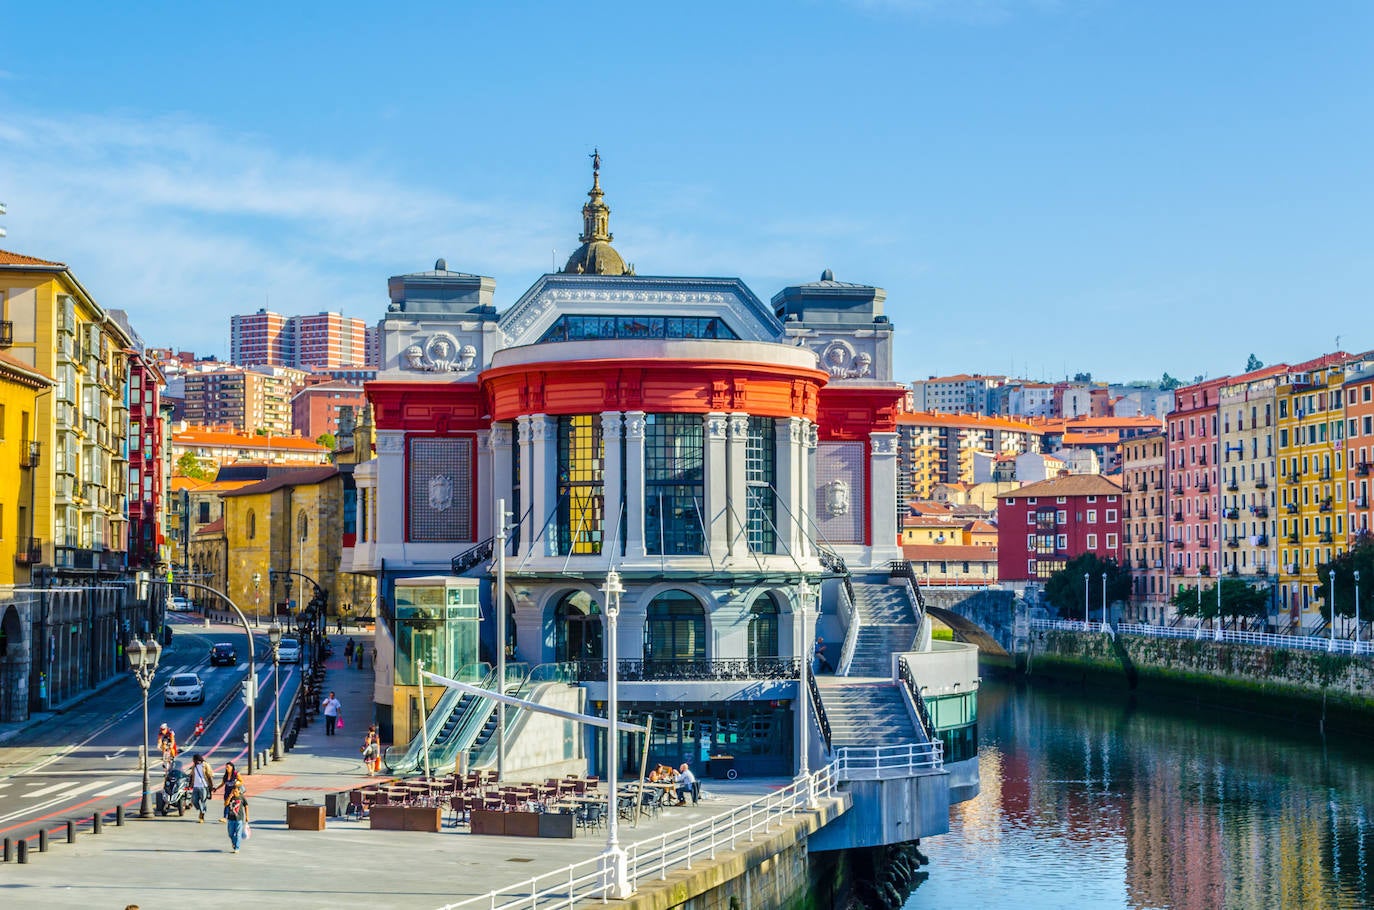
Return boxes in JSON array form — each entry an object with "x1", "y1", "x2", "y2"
[{"x1": 0, "y1": 613, "x2": 303, "y2": 843}]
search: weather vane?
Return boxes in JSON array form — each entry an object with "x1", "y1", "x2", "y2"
[{"x1": 590, "y1": 147, "x2": 601, "y2": 178}]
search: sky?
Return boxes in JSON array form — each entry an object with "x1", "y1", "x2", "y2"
[{"x1": 1, "y1": 0, "x2": 1371, "y2": 385}]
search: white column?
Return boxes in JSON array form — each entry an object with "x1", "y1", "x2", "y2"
[
  {"x1": 870, "y1": 431, "x2": 901, "y2": 562},
  {"x1": 777, "y1": 417, "x2": 805, "y2": 561},
  {"x1": 802, "y1": 423, "x2": 818, "y2": 561},
  {"x1": 528, "y1": 415, "x2": 559, "y2": 557},
  {"x1": 475, "y1": 429, "x2": 492, "y2": 541},
  {"x1": 727, "y1": 413, "x2": 750, "y2": 560},
  {"x1": 514, "y1": 416, "x2": 532, "y2": 558},
  {"x1": 375, "y1": 431, "x2": 407, "y2": 550},
  {"x1": 601, "y1": 412, "x2": 624, "y2": 558},
  {"x1": 623, "y1": 412, "x2": 647, "y2": 559},
  {"x1": 704, "y1": 413, "x2": 729, "y2": 563},
  {"x1": 489, "y1": 422, "x2": 514, "y2": 550}
]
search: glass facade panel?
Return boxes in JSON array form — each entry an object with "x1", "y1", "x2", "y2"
[
  {"x1": 645, "y1": 414, "x2": 705, "y2": 555},
  {"x1": 746, "y1": 417, "x2": 777, "y2": 554},
  {"x1": 553, "y1": 590, "x2": 603, "y2": 661},
  {"x1": 645, "y1": 590, "x2": 706, "y2": 663},
  {"x1": 747, "y1": 598, "x2": 779, "y2": 661},
  {"x1": 393, "y1": 583, "x2": 480, "y2": 685},
  {"x1": 604, "y1": 700, "x2": 793, "y2": 778},
  {"x1": 539, "y1": 314, "x2": 739, "y2": 344},
  {"x1": 556, "y1": 415, "x2": 603, "y2": 555}
]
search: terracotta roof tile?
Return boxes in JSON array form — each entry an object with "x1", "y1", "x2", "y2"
[
  {"x1": 0, "y1": 349, "x2": 53, "y2": 385},
  {"x1": 174, "y1": 428, "x2": 329, "y2": 452},
  {"x1": 221, "y1": 466, "x2": 339, "y2": 497},
  {"x1": 999, "y1": 474, "x2": 1123, "y2": 499},
  {"x1": 0, "y1": 249, "x2": 65, "y2": 267},
  {"x1": 194, "y1": 518, "x2": 225, "y2": 536}
]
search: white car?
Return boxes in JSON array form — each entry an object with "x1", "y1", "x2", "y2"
[
  {"x1": 276, "y1": 637, "x2": 301, "y2": 664},
  {"x1": 167, "y1": 596, "x2": 195, "y2": 613},
  {"x1": 163, "y1": 673, "x2": 205, "y2": 706}
]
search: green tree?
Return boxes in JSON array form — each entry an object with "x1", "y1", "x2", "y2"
[
  {"x1": 1169, "y1": 579, "x2": 1269, "y2": 624},
  {"x1": 1043, "y1": 553, "x2": 1132, "y2": 620},
  {"x1": 1160, "y1": 373, "x2": 1182, "y2": 390},
  {"x1": 315, "y1": 432, "x2": 337, "y2": 450},
  {"x1": 1316, "y1": 534, "x2": 1374, "y2": 625},
  {"x1": 1245, "y1": 353, "x2": 1264, "y2": 371},
  {"x1": 175, "y1": 451, "x2": 210, "y2": 480}
]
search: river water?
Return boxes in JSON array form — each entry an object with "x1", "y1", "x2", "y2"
[{"x1": 905, "y1": 679, "x2": 1374, "y2": 909}]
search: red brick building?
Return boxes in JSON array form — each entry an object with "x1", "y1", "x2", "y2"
[
  {"x1": 1166, "y1": 377, "x2": 1228, "y2": 582},
  {"x1": 997, "y1": 474, "x2": 1124, "y2": 583},
  {"x1": 290, "y1": 380, "x2": 367, "y2": 441}
]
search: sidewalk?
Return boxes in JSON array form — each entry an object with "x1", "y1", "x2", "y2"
[{"x1": 0, "y1": 628, "x2": 831, "y2": 910}]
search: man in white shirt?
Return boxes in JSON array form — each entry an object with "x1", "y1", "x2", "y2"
[
  {"x1": 675, "y1": 763, "x2": 698, "y2": 806},
  {"x1": 321, "y1": 691, "x2": 342, "y2": 736},
  {"x1": 189, "y1": 753, "x2": 213, "y2": 822}
]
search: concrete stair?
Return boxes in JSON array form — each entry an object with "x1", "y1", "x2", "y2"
[
  {"x1": 816, "y1": 679, "x2": 921, "y2": 749},
  {"x1": 843, "y1": 582, "x2": 918, "y2": 677}
]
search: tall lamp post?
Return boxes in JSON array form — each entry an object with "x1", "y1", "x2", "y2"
[
  {"x1": 126, "y1": 627, "x2": 162, "y2": 818},
  {"x1": 1083, "y1": 572, "x2": 1090, "y2": 625},
  {"x1": 797, "y1": 577, "x2": 817, "y2": 807},
  {"x1": 1101, "y1": 572, "x2": 1108, "y2": 628},
  {"x1": 1355, "y1": 570, "x2": 1362, "y2": 650},
  {"x1": 600, "y1": 569, "x2": 630, "y2": 899},
  {"x1": 267, "y1": 623, "x2": 283, "y2": 760},
  {"x1": 1329, "y1": 569, "x2": 1337, "y2": 652}
]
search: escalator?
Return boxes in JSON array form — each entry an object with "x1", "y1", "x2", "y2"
[
  {"x1": 382, "y1": 663, "x2": 494, "y2": 775},
  {"x1": 467, "y1": 663, "x2": 579, "y2": 769}
]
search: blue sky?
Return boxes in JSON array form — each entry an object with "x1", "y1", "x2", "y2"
[{"x1": 1, "y1": 0, "x2": 1371, "y2": 384}]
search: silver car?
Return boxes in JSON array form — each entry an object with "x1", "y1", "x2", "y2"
[
  {"x1": 276, "y1": 638, "x2": 301, "y2": 664},
  {"x1": 163, "y1": 673, "x2": 205, "y2": 706}
]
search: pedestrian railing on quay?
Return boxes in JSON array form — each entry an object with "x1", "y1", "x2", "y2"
[
  {"x1": 433, "y1": 764, "x2": 839, "y2": 910},
  {"x1": 1030, "y1": 618, "x2": 1374, "y2": 656},
  {"x1": 832, "y1": 742, "x2": 944, "y2": 780}
]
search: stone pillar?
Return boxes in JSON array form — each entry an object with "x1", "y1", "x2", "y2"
[
  {"x1": 870, "y1": 431, "x2": 901, "y2": 562},
  {"x1": 474, "y1": 429, "x2": 492, "y2": 541},
  {"x1": 375, "y1": 431, "x2": 407, "y2": 548},
  {"x1": 601, "y1": 412, "x2": 624, "y2": 558},
  {"x1": 488, "y1": 422, "x2": 514, "y2": 550},
  {"x1": 514, "y1": 416, "x2": 532, "y2": 556},
  {"x1": 727, "y1": 413, "x2": 751, "y2": 561},
  {"x1": 704, "y1": 413, "x2": 730, "y2": 564},
  {"x1": 802, "y1": 423, "x2": 818, "y2": 561},
  {"x1": 623, "y1": 412, "x2": 647, "y2": 559},
  {"x1": 777, "y1": 417, "x2": 806, "y2": 561},
  {"x1": 528, "y1": 415, "x2": 559, "y2": 557}
]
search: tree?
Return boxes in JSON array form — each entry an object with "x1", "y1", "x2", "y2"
[
  {"x1": 1169, "y1": 579, "x2": 1269, "y2": 625},
  {"x1": 175, "y1": 451, "x2": 210, "y2": 480},
  {"x1": 1043, "y1": 553, "x2": 1132, "y2": 620},
  {"x1": 1159, "y1": 373, "x2": 1182, "y2": 390},
  {"x1": 1245, "y1": 353, "x2": 1264, "y2": 371},
  {"x1": 1316, "y1": 535, "x2": 1374, "y2": 625},
  {"x1": 315, "y1": 432, "x2": 337, "y2": 450}
]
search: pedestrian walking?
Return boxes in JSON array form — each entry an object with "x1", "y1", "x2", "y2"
[
  {"x1": 361, "y1": 725, "x2": 381, "y2": 774},
  {"x1": 344, "y1": 639, "x2": 355, "y2": 668},
  {"x1": 223, "y1": 781, "x2": 250, "y2": 853},
  {"x1": 321, "y1": 690, "x2": 342, "y2": 736},
  {"x1": 814, "y1": 635, "x2": 833, "y2": 674},
  {"x1": 216, "y1": 760, "x2": 241, "y2": 818},
  {"x1": 189, "y1": 753, "x2": 213, "y2": 822},
  {"x1": 335, "y1": 615, "x2": 345, "y2": 635}
]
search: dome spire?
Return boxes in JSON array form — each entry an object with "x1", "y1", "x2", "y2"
[{"x1": 562, "y1": 148, "x2": 631, "y2": 276}]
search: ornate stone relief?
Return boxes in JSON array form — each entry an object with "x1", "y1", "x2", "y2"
[
  {"x1": 815, "y1": 340, "x2": 873, "y2": 380},
  {"x1": 871, "y1": 434, "x2": 898, "y2": 456},
  {"x1": 602, "y1": 413, "x2": 625, "y2": 439},
  {"x1": 403, "y1": 331, "x2": 479, "y2": 373},
  {"x1": 727, "y1": 414, "x2": 750, "y2": 438},
  {"x1": 624, "y1": 413, "x2": 646, "y2": 439},
  {"x1": 376, "y1": 433, "x2": 405, "y2": 454},
  {"x1": 488, "y1": 424, "x2": 513, "y2": 449},
  {"x1": 428, "y1": 474, "x2": 454, "y2": 512},
  {"x1": 706, "y1": 414, "x2": 729, "y2": 440},
  {"x1": 824, "y1": 479, "x2": 851, "y2": 516}
]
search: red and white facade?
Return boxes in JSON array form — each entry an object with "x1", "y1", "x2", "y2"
[
  {"x1": 996, "y1": 474, "x2": 1124, "y2": 584},
  {"x1": 1166, "y1": 378, "x2": 1226, "y2": 585},
  {"x1": 126, "y1": 351, "x2": 166, "y2": 570}
]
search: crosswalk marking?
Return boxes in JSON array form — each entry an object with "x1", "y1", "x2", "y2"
[
  {"x1": 98, "y1": 781, "x2": 142, "y2": 796},
  {"x1": 24, "y1": 779, "x2": 111, "y2": 800}
]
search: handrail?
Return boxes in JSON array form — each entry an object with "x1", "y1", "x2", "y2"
[
  {"x1": 817, "y1": 544, "x2": 855, "y2": 604},
  {"x1": 571, "y1": 657, "x2": 800, "y2": 682},
  {"x1": 806, "y1": 669, "x2": 832, "y2": 753},
  {"x1": 896, "y1": 655, "x2": 935, "y2": 742},
  {"x1": 834, "y1": 579, "x2": 860, "y2": 677},
  {"x1": 1031, "y1": 618, "x2": 1374, "y2": 656},
  {"x1": 833, "y1": 742, "x2": 943, "y2": 779},
  {"x1": 383, "y1": 663, "x2": 493, "y2": 774},
  {"x1": 434, "y1": 762, "x2": 840, "y2": 910},
  {"x1": 451, "y1": 537, "x2": 495, "y2": 575}
]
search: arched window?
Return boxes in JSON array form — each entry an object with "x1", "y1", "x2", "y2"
[
  {"x1": 297, "y1": 510, "x2": 309, "y2": 542},
  {"x1": 247, "y1": 509, "x2": 256, "y2": 540},
  {"x1": 553, "y1": 591, "x2": 602, "y2": 662},
  {"x1": 645, "y1": 590, "x2": 705, "y2": 664},
  {"x1": 747, "y1": 597, "x2": 779, "y2": 663}
]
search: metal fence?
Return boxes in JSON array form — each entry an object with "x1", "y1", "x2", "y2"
[
  {"x1": 1030, "y1": 617, "x2": 1374, "y2": 656},
  {"x1": 832, "y1": 742, "x2": 944, "y2": 780},
  {"x1": 435, "y1": 763, "x2": 838, "y2": 910}
]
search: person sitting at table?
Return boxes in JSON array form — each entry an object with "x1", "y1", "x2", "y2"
[{"x1": 675, "y1": 763, "x2": 698, "y2": 806}]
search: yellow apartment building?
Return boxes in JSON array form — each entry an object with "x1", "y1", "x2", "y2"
[{"x1": 0, "y1": 350, "x2": 53, "y2": 586}]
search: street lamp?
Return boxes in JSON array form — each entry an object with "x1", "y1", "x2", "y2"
[
  {"x1": 1083, "y1": 572, "x2": 1090, "y2": 626},
  {"x1": 1329, "y1": 568, "x2": 1337, "y2": 652},
  {"x1": 267, "y1": 623, "x2": 283, "y2": 760},
  {"x1": 600, "y1": 569, "x2": 630, "y2": 900},
  {"x1": 1355, "y1": 570, "x2": 1362, "y2": 651},
  {"x1": 126, "y1": 631, "x2": 162, "y2": 818},
  {"x1": 797, "y1": 577, "x2": 817, "y2": 807},
  {"x1": 1101, "y1": 572, "x2": 1108, "y2": 628}
]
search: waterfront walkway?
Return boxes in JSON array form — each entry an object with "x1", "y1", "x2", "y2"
[{"x1": 2, "y1": 626, "x2": 838, "y2": 909}]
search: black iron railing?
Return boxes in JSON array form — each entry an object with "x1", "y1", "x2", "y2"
[
  {"x1": 888, "y1": 560, "x2": 928, "y2": 613},
  {"x1": 818, "y1": 545, "x2": 855, "y2": 604},
  {"x1": 573, "y1": 657, "x2": 801, "y2": 682},
  {"x1": 807, "y1": 669, "x2": 832, "y2": 752},
  {"x1": 450, "y1": 537, "x2": 495, "y2": 574},
  {"x1": 13, "y1": 538, "x2": 41, "y2": 565},
  {"x1": 897, "y1": 657, "x2": 936, "y2": 740}
]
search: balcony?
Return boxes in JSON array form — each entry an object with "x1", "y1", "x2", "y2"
[
  {"x1": 1199, "y1": 565, "x2": 1212, "y2": 577},
  {"x1": 1256, "y1": 478, "x2": 1269, "y2": 489},
  {"x1": 1171, "y1": 539, "x2": 1185, "y2": 549},
  {"x1": 1153, "y1": 481, "x2": 1165, "y2": 491},
  {"x1": 1198, "y1": 507, "x2": 1210, "y2": 520},
  {"x1": 1226, "y1": 537, "x2": 1240, "y2": 548},
  {"x1": 1257, "y1": 565, "x2": 1269, "y2": 577},
  {"x1": 1226, "y1": 480, "x2": 1240, "y2": 492},
  {"x1": 1356, "y1": 497, "x2": 1371, "y2": 509},
  {"x1": 1153, "y1": 506, "x2": 1166, "y2": 516},
  {"x1": 1198, "y1": 478, "x2": 1211, "y2": 493},
  {"x1": 1359, "y1": 462, "x2": 1372, "y2": 477},
  {"x1": 13, "y1": 538, "x2": 42, "y2": 565},
  {"x1": 1224, "y1": 508, "x2": 1240, "y2": 520},
  {"x1": 1257, "y1": 534, "x2": 1269, "y2": 546},
  {"x1": 1319, "y1": 499, "x2": 1333, "y2": 513},
  {"x1": 1319, "y1": 531, "x2": 1334, "y2": 544},
  {"x1": 1122, "y1": 507, "x2": 1132, "y2": 519},
  {"x1": 1284, "y1": 502, "x2": 1300, "y2": 515},
  {"x1": 1253, "y1": 505, "x2": 1269, "y2": 519},
  {"x1": 1172, "y1": 511, "x2": 1184, "y2": 523},
  {"x1": 1320, "y1": 469, "x2": 1333, "y2": 481},
  {"x1": 1199, "y1": 452, "x2": 1209, "y2": 465},
  {"x1": 0, "y1": 320, "x2": 12, "y2": 347},
  {"x1": 1286, "y1": 533, "x2": 1301, "y2": 544},
  {"x1": 1198, "y1": 536, "x2": 1211, "y2": 548},
  {"x1": 1171, "y1": 484, "x2": 1184, "y2": 496},
  {"x1": 1122, "y1": 533, "x2": 1132, "y2": 544},
  {"x1": 1287, "y1": 472, "x2": 1301, "y2": 484},
  {"x1": 19, "y1": 441, "x2": 41, "y2": 469}
]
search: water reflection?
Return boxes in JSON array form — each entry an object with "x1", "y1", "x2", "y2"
[{"x1": 907, "y1": 680, "x2": 1374, "y2": 909}]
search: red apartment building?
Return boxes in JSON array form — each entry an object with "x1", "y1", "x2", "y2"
[
  {"x1": 1166, "y1": 378, "x2": 1227, "y2": 586},
  {"x1": 997, "y1": 474, "x2": 1124, "y2": 583},
  {"x1": 126, "y1": 351, "x2": 166, "y2": 569},
  {"x1": 1346, "y1": 364, "x2": 1374, "y2": 540},
  {"x1": 230, "y1": 309, "x2": 293, "y2": 366},
  {"x1": 290, "y1": 381, "x2": 367, "y2": 440}
]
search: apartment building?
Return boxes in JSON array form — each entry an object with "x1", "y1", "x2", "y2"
[
  {"x1": 231, "y1": 308, "x2": 370, "y2": 370},
  {"x1": 170, "y1": 426, "x2": 331, "y2": 469},
  {"x1": 1345, "y1": 364, "x2": 1374, "y2": 541},
  {"x1": 0, "y1": 350, "x2": 52, "y2": 585},
  {"x1": 896, "y1": 411, "x2": 1039, "y2": 502},
  {"x1": 1166, "y1": 378, "x2": 1227, "y2": 589},
  {"x1": 1217, "y1": 367, "x2": 1284, "y2": 585},
  {"x1": 289, "y1": 380, "x2": 367, "y2": 440},
  {"x1": 229, "y1": 309, "x2": 292, "y2": 366},
  {"x1": 1121, "y1": 431, "x2": 1167, "y2": 619},
  {"x1": 183, "y1": 366, "x2": 298, "y2": 435},
  {"x1": 997, "y1": 473, "x2": 1123, "y2": 585},
  {"x1": 910, "y1": 374, "x2": 1005, "y2": 415}
]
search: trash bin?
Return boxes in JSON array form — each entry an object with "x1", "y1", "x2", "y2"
[{"x1": 709, "y1": 755, "x2": 737, "y2": 780}]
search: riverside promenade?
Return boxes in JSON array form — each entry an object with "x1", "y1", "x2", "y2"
[{"x1": 2, "y1": 629, "x2": 845, "y2": 910}]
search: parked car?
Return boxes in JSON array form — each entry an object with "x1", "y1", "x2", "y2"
[
  {"x1": 163, "y1": 673, "x2": 205, "y2": 706},
  {"x1": 167, "y1": 596, "x2": 195, "y2": 613},
  {"x1": 209, "y1": 642, "x2": 237, "y2": 666},
  {"x1": 276, "y1": 637, "x2": 301, "y2": 664}
]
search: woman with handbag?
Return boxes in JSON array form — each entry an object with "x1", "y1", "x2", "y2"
[{"x1": 361, "y1": 725, "x2": 381, "y2": 774}]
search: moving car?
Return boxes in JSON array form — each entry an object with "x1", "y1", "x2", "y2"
[
  {"x1": 163, "y1": 673, "x2": 205, "y2": 706},
  {"x1": 276, "y1": 637, "x2": 301, "y2": 664},
  {"x1": 167, "y1": 596, "x2": 195, "y2": 612},
  {"x1": 209, "y1": 642, "x2": 237, "y2": 666}
]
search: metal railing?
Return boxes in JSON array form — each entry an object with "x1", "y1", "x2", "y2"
[
  {"x1": 806, "y1": 668, "x2": 832, "y2": 752},
  {"x1": 834, "y1": 578, "x2": 860, "y2": 677},
  {"x1": 451, "y1": 537, "x2": 495, "y2": 575},
  {"x1": 572, "y1": 657, "x2": 800, "y2": 682},
  {"x1": 896, "y1": 656, "x2": 935, "y2": 741},
  {"x1": 832, "y1": 742, "x2": 944, "y2": 779},
  {"x1": 434, "y1": 762, "x2": 839, "y2": 910},
  {"x1": 1031, "y1": 617, "x2": 1373, "y2": 656}
]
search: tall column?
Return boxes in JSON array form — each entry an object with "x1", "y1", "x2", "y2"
[
  {"x1": 601, "y1": 412, "x2": 625, "y2": 558},
  {"x1": 704, "y1": 413, "x2": 729, "y2": 564},
  {"x1": 528, "y1": 415, "x2": 559, "y2": 557},
  {"x1": 489, "y1": 422, "x2": 514, "y2": 551},
  {"x1": 870, "y1": 431, "x2": 901, "y2": 562},
  {"x1": 777, "y1": 417, "x2": 806, "y2": 561},
  {"x1": 802, "y1": 423, "x2": 818, "y2": 561},
  {"x1": 474, "y1": 429, "x2": 492, "y2": 541},
  {"x1": 623, "y1": 412, "x2": 647, "y2": 560},
  {"x1": 727, "y1": 413, "x2": 750, "y2": 561},
  {"x1": 514, "y1": 416, "x2": 532, "y2": 557}
]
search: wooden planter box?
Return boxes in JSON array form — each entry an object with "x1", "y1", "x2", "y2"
[
  {"x1": 538, "y1": 812, "x2": 575, "y2": 839},
  {"x1": 470, "y1": 808, "x2": 505, "y2": 836},
  {"x1": 404, "y1": 806, "x2": 442, "y2": 832},
  {"x1": 286, "y1": 802, "x2": 326, "y2": 831},
  {"x1": 369, "y1": 805, "x2": 406, "y2": 831},
  {"x1": 505, "y1": 812, "x2": 540, "y2": 838}
]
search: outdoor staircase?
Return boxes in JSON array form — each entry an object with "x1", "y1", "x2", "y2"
[
  {"x1": 816, "y1": 678, "x2": 923, "y2": 750},
  {"x1": 845, "y1": 582, "x2": 919, "y2": 677}
]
